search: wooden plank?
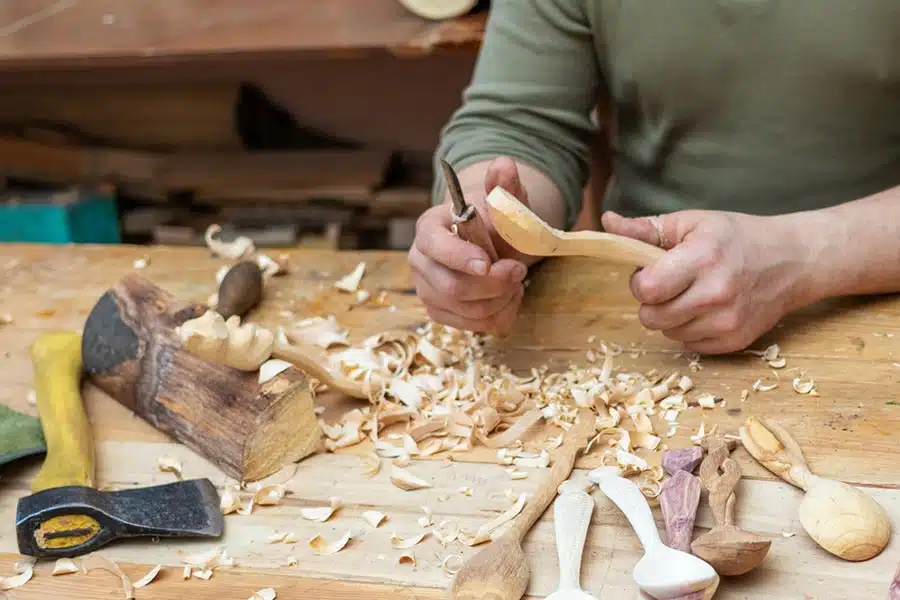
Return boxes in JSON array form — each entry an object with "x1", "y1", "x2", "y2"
[
  {"x1": 0, "y1": 1, "x2": 486, "y2": 70},
  {"x1": 2, "y1": 243, "x2": 900, "y2": 599}
]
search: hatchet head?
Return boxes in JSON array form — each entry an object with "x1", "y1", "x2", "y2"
[{"x1": 15, "y1": 478, "x2": 224, "y2": 558}]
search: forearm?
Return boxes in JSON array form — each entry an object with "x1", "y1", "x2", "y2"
[{"x1": 787, "y1": 184, "x2": 900, "y2": 304}]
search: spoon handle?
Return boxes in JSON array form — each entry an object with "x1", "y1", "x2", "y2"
[
  {"x1": 553, "y1": 487, "x2": 594, "y2": 590},
  {"x1": 594, "y1": 472, "x2": 662, "y2": 551},
  {"x1": 739, "y1": 416, "x2": 812, "y2": 491}
]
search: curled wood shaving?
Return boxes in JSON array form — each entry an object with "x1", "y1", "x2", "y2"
[
  {"x1": 309, "y1": 530, "x2": 352, "y2": 555},
  {"x1": 441, "y1": 554, "x2": 464, "y2": 575},
  {"x1": 182, "y1": 566, "x2": 192, "y2": 580},
  {"x1": 157, "y1": 455, "x2": 183, "y2": 479},
  {"x1": 390, "y1": 465, "x2": 432, "y2": 491},
  {"x1": 133, "y1": 257, "x2": 148, "y2": 269},
  {"x1": 512, "y1": 449, "x2": 550, "y2": 469},
  {"x1": 181, "y1": 547, "x2": 234, "y2": 572},
  {"x1": 194, "y1": 570, "x2": 213, "y2": 580},
  {"x1": 254, "y1": 484, "x2": 287, "y2": 505},
  {"x1": 52, "y1": 558, "x2": 79, "y2": 575},
  {"x1": 360, "y1": 452, "x2": 382, "y2": 477},
  {"x1": 418, "y1": 506, "x2": 434, "y2": 528},
  {"x1": 509, "y1": 469, "x2": 528, "y2": 480},
  {"x1": 290, "y1": 316, "x2": 350, "y2": 348},
  {"x1": 391, "y1": 531, "x2": 429, "y2": 549},
  {"x1": 363, "y1": 510, "x2": 387, "y2": 528},
  {"x1": 133, "y1": 564, "x2": 162, "y2": 588},
  {"x1": 205, "y1": 224, "x2": 255, "y2": 260},
  {"x1": 768, "y1": 357, "x2": 787, "y2": 369},
  {"x1": 249, "y1": 589, "x2": 277, "y2": 600},
  {"x1": 696, "y1": 393, "x2": 720, "y2": 409},
  {"x1": 434, "y1": 520, "x2": 460, "y2": 545},
  {"x1": 792, "y1": 374, "x2": 817, "y2": 395},
  {"x1": 334, "y1": 262, "x2": 366, "y2": 293},
  {"x1": 300, "y1": 496, "x2": 342, "y2": 522},
  {"x1": 753, "y1": 378, "x2": 778, "y2": 392},
  {"x1": 256, "y1": 253, "x2": 288, "y2": 279},
  {"x1": 398, "y1": 553, "x2": 416, "y2": 566},
  {"x1": 0, "y1": 562, "x2": 33, "y2": 591},
  {"x1": 459, "y1": 492, "x2": 528, "y2": 546},
  {"x1": 82, "y1": 555, "x2": 134, "y2": 599},
  {"x1": 259, "y1": 359, "x2": 292, "y2": 383}
]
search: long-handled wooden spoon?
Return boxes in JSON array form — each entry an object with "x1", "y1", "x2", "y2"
[
  {"x1": 740, "y1": 416, "x2": 891, "y2": 561},
  {"x1": 448, "y1": 412, "x2": 597, "y2": 600},
  {"x1": 485, "y1": 186, "x2": 665, "y2": 267},
  {"x1": 690, "y1": 437, "x2": 771, "y2": 576}
]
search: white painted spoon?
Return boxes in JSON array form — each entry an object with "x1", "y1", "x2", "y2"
[
  {"x1": 589, "y1": 467, "x2": 718, "y2": 599},
  {"x1": 546, "y1": 482, "x2": 599, "y2": 600}
]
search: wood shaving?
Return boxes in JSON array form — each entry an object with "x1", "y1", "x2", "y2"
[
  {"x1": 457, "y1": 486, "x2": 473, "y2": 496},
  {"x1": 0, "y1": 314, "x2": 13, "y2": 325},
  {"x1": 193, "y1": 569, "x2": 213, "y2": 580},
  {"x1": 205, "y1": 224, "x2": 255, "y2": 260},
  {"x1": 768, "y1": 357, "x2": 787, "y2": 369},
  {"x1": 792, "y1": 374, "x2": 817, "y2": 395},
  {"x1": 441, "y1": 554, "x2": 463, "y2": 575},
  {"x1": 249, "y1": 589, "x2": 277, "y2": 600},
  {"x1": 512, "y1": 449, "x2": 550, "y2": 469},
  {"x1": 82, "y1": 555, "x2": 134, "y2": 599},
  {"x1": 52, "y1": 558, "x2": 79, "y2": 576},
  {"x1": 256, "y1": 253, "x2": 288, "y2": 279},
  {"x1": 133, "y1": 564, "x2": 162, "y2": 588},
  {"x1": 0, "y1": 562, "x2": 33, "y2": 591},
  {"x1": 360, "y1": 452, "x2": 381, "y2": 477},
  {"x1": 781, "y1": 531, "x2": 796, "y2": 538},
  {"x1": 309, "y1": 530, "x2": 353, "y2": 555},
  {"x1": 289, "y1": 316, "x2": 350, "y2": 348},
  {"x1": 26, "y1": 389, "x2": 36, "y2": 405},
  {"x1": 363, "y1": 510, "x2": 387, "y2": 528},
  {"x1": 299, "y1": 496, "x2": 342, "y2": 522},
  {"x1": 333, "y1": 262, "x2": 366, "y2": 293},
  {"x1": 434, "y1": 520, "x2": 460, "y2": 545},
  {"x1": 459, "y1": 492, "x2": 528, "y2": 546},
  {"x1": 695, "y1": 393, "x2": 720, "y2": 409},
  {"x1": 397, "y1": 553, "x2": 416, "y2": 566},
  {"x1": 258, "y1": 359, "x2": 292, "y2": 383},
  {"x1": 133, "y1": 257, "x2": 149, "y2": 269},
  {"x1": 391, "y1": 531, "x2": 429, "y2": 549},
  {"x1": 254, "y1": 484, "x2": 287, "y2": 505},
  {"x1": 509, "y1": 469, "x2": 529, "y2": 480},
  {"x1": 753, "y1": 378, "x2": 778, "y2": 392},
  {"x1": 182, "y1": 566, "x2": 192, "y2": 580},
  {"x1": 741, "y1": 389, "x2": 750, "y2": 402},
  {"x1": 156, "y1": 455, "x2": 183, "y2": 479},
  {"x1": 418, "y1": 506, "x2": 434, "y2": 528},
  {"x1": 181, "y1": 547, "x2": 234, "y2": 573},
  {"x1": 390, "y1": 465, "x2": 432, "y2": 490}
]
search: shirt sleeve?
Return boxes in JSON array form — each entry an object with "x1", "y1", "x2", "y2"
[{"x1": 432, "y1": 0, "x2": 602, "y2": 230}]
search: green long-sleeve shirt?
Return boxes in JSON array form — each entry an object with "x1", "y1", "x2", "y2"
[{"x1": 434, "y1": 0, "x2": 900, "y2": 230}]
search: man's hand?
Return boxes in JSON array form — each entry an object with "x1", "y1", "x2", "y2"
[
  {"x1": 408, "y1": 158, "x2": 534, "y2": 335},
  {"x1": 602, "y1": 209, "x2": 814, "y2": 354}
]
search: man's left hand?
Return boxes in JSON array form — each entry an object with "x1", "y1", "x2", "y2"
[{"x1": 601, "y1": 209, "x2": 815, "y2": 354}]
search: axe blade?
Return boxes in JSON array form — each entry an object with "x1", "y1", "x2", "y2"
[{"x1": 16, "y1": 478, "x2": 224, "y2": 558}]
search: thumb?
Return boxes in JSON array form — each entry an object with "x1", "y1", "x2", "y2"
[
  {"x1": 484, "y1": 157, "x2": 529, "y2": 206},
  {"x1": 601, "y1": 211, "x2": 684, "y2": 250}
]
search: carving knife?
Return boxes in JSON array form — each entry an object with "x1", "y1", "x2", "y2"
[{"x1": 440, "y1": 158, "x2": 499, "y2": 263}]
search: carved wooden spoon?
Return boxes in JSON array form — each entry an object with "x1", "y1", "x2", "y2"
[
  {"x1": 448, "y1": 412, "x2": 596, "y2": 600},
  {"x1": 546, "y1": 482, "x2": 598, "y2": 600},
  {"x1": 740, "y1": 416, "x2": 891, "y2": 561},
  {"x1": 485, "y1": 186, "x2": 665, "y2": 267},
  {"x1": 590, "y1": 467, "x2": 718, "y2": 599},
  {"x1": 690, "y1": 437, "x2": 771, "y2": 576}
]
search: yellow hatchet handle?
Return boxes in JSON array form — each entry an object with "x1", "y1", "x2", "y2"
[{"x1": 29, "y1": 330, "x2": 94, "y2": 492}]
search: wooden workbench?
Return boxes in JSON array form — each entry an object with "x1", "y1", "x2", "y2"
[{"x1": 2, "y1": 243, "x2": 900, "y2": 599}]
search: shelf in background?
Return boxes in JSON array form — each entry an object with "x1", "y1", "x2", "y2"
[{"x1": 0, "y1": 0, "x2": 487, "y2": 70}]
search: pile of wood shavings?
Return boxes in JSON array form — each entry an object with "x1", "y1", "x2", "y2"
[{"x1": 313, "y1": 319, "x2": 726, "y2": 498}]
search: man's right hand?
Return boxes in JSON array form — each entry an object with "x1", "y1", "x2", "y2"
[{"x1": 408, "y1": 157, "x2": 532, "y2": 335}]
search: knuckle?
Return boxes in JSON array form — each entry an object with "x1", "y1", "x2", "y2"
[
  {"x1": 634, "y1": 276, "x2": 663, "y2": 304},
  {"x1": 437, "y1": 276, "x2": 465, "y2": 299},
  {"x1": 707, "y1": 276, "x2": 737, "y2": 305},
  {"x1": 717, "y1": 309, "x2": 743, "y2": 334}
]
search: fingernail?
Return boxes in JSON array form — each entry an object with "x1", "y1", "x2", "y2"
[
  {"x1": 468, "y1": 259, "x2": 488, "y2": 276},
  {"x1": 510, "y1": 263, "x2": 528, "y2": 282}
]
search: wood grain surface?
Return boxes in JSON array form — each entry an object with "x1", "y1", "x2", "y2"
[{"x1": 2, "y1": 243, "x2": 900, "y2": 599}]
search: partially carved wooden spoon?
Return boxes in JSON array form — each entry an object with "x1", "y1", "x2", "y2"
[
  {"x1": 691, "y1": 436, "x2": 771, "y2": 576},
  {"x1": 740, "y1": 416, "x2": 891, "y2": 561},
  {"x1": 485, "y1": 186, "x2": 665, "y2": 267}
]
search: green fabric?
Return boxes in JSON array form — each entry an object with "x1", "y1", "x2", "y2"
[
  {"x1": 0, "y1": 404, "x2": 46, "y2": 466},
  {"x1": 434, "y1": 0, "x2": 900, "y2": 229}
]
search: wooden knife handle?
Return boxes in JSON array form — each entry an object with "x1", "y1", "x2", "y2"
[
  {"x1": 29, "y1": 331, "x2": 93, "y2": 492},
  {"x1": 455, "y1": 207, "x2": 500, "y2": 264}
]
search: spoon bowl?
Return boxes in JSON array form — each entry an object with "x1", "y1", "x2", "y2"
[
  {"x1": 547, "y1": 590, "x2": 601, "y2": 600},
  {"x1": 589, "y1": 467, "x2": 718, "y2": 599}
]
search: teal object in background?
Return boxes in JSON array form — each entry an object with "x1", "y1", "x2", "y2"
[{"x1": 0, "y1": 191, "x2": 120, "y2": 244}]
